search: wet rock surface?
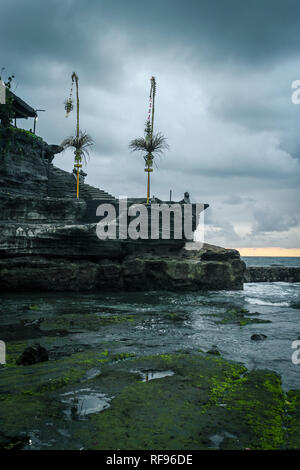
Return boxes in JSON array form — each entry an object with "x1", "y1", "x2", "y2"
[
  {"x1": 16, "y1": 343, "x2": 49, "y2": 366},
  {"x1": 212, "y1": 307, "x2": 271, "y2": 327},
  {"x1": 1, "y1": 345, "x2": 299, "y2": 450},
  {"x1": 206, "y1": 345, "x2": 221, "y2": 355},
  {"x1": 245, "y1": 266, "x2": 300, "y2": 283},
  {"x1": 0, "y1": 291, "x2": 299, "y2": 450},
  {"x1": 251, "y1": 334, "x2": 267, "y2": 341}
]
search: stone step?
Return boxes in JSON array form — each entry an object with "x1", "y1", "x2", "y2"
[{"x1": 47, "y1": 164, "x2": 115, "y2": 200}]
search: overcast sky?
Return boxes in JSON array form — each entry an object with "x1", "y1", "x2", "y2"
[{"x1": 1, "y1": 0, "x2": 300, "y2": 250}]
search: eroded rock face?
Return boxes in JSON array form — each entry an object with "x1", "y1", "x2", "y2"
[
  {"x1": 0, "y1": 243, "x2": 246, "y2": 292},
  {"x1": 0, "y1": 127, "x2": 62, "y2": 198},
  {"x1": 0, "y1": 195, "x2": 87, "y2": 223},
  {"x1": 0, "y1": 222, "x2": 124, "y2": 259}
]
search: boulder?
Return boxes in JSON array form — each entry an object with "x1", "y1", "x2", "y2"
[
  {"x1": 16, "y1": 343, "x2": 49, "y2": 366},
  {"x1": 206, "y1": 345, "x2": 221, "y2": 355},
  {"x1": 251, "y1": 334, "x2": 267, "y2": 341}
]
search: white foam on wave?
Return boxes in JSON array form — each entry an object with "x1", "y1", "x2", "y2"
[{"x1": 245, "y1": 297, "x2": 290, "y2": 307}]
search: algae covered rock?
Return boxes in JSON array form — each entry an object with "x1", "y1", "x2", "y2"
[
  {"x1": 216, "y1": 307, "x2": 271, "y2": 326},
  {"x1": 16, "y1": 343, "x2": 49, "y2": 366},
  {"x1": 74, "y1": 352, "x2": 297, "y2": 450},
  {"x1": 206, "y1": 345, "x2": 221, "y2": 355},
  {"x1": 1, "y1": 347, "x2": 299, "y2": 450}
]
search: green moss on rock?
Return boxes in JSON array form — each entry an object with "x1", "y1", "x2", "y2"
[
  {"x1": 0, "y1": 349, "x2": 299, "y2": 450},
  {"x1": 74, "y1": 353, "x2": 292, "y2": 450}
]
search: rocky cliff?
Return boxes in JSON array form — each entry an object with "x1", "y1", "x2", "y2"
[
  {"x1": 0, "y1": 126, "x2": 115, "y2": 200},
  {"x1": 0, "y1": 127, "x2": 246, "y2": 291},
  {"x1": 0, "y1": 243, "x2": 246, "y2": 292}
]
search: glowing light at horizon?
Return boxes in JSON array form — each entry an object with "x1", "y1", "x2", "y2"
[{"x1": 235, "y1": 247, "x2": 300, "y2": 257}]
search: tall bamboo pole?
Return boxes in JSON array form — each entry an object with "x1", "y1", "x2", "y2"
[
  {"x1": 72, "y1": 73, "x2": 80, "y2": 199},
  {"x1": 150, "y1": 76, "x2": 155, "y2": 138},
  {"x1": 147, "y1": 171, "x2": 150, "y2": 202},
  {"x1": 145, "y1": 77, "x2": 156, "y2": 203},
  {"x1": 73, "y1": 73, "x2": 79, "y2": 140}
]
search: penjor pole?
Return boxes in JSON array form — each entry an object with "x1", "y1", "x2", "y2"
[{"x1": 145, "y1": 76, "x2": 156, "y2": 203}]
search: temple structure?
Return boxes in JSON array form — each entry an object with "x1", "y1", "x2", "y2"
[
  {"x1": 0, "y1": 88, "x2": 38, "y2": 129},
  {"x1": 0, "y1": 123, "x2": 246, "y2": 292}
]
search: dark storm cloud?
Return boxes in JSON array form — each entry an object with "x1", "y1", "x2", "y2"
[
  {"x1": 3, "y1": 0, "x2": 300, "y2": 70},
  {"x1": 0, "y1": 0, "x2": 125, "y2": 91},
  {"x1": 85, "y1": 0, "x2": 300, "y2": 65},
  {"x1": 253, "y1": 207, "x2": 300, "y2": 233}
]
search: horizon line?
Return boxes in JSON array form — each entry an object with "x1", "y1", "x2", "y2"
[{"x1": 234, "y1": 247, "x2": 300, "y2": 257}]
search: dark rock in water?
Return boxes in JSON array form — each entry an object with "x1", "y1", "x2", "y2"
[
  {"x1": 291, "y1": 303, "x2": 300, "y2": 309},
  {"x1": 251, "y1": 334, "x2": 267, "y2": 341},
  {"x1": 0, "y1": 431, "x2": 29, "y2": 450},
  {"x1": 21, "y1": 318, "x2": 44, "y2": 327},
  {"x1": 16, "y1": 343, "x2": 49, "y2": 365},
  {"x1": 166, "y1": 312, "x2": 188, "y2": 321},
  {"x1": 207, "y1": 345, "x2": 221, "y2": 355},
  {"x1": 244, "y1": 266, "x2": 300, "y2": 283},
  {"x1": 215, "y1": 308, "x2": 271, "y2": 326}
]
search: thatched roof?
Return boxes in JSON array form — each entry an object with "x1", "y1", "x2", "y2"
[
  {"x1": 0, "y1": 89, "x2": 37, "y2": 119},
  {"x1": 9, "y1": 90, "x2": 37, "y2": 119}
]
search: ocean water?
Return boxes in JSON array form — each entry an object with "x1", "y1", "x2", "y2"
[
  {"x1": 242, "y1": 256, "x2": 300, "y2": 267},
  {"x1": 1, "y1": 279, "x2": 299, "y2": 392}
]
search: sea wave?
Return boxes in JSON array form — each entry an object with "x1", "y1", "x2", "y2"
[{"x1": 245, "y1": 297, "x2": 290, "y2": 307}]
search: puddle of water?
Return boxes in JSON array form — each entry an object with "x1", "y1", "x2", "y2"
[
  {"x1": 60, "y1": 388, "x2": 113, "y2": 420},
  {"x1": 57, "y1": 428, "x2": 71, "y2": 438},
  {"x1": 80, "y1": 367, "x2": 102, "y2": 381},
  {"x1": 209, "y1": 431, "x2": 238, "y2": 449},
  {"x1": 24, "y1": 430, "x2": 55, "y2": 450},
  {"x1": 131, "y1": 369, "x2": 175, "y2": 382}
]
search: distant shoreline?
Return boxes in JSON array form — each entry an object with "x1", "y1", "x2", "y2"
[
  {"x1": 241, "y1": 255, "x2": 300, "y2": 258},
  {"x1": 242, "y1": 256, "x2": 300, "y2": 268}
]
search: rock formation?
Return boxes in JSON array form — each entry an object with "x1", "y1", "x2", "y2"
[
  {"x1": 244, "y1": 266, "x2": 300, "y2": 283},
  {"x1": 0, "y1": 127, "x2": 246, "y2": 291}
]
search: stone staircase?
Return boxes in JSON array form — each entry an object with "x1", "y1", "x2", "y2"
[{"x1": 47, "y1": 164, "x2": 115, "y2": 201}]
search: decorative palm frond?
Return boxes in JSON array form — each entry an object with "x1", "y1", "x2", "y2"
[
  {"x1": 129, "y1": 76, "x2": 168, "y2": 202},
  {"x1": 129, "y1": 132, "x2": 169, "y2": 157},
  {"x1": 61, "y1": 130, "x2": 94, "y2": 164},
  {"x1": 64, "y1": 98, "x2": 73, "y2": 117}
]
